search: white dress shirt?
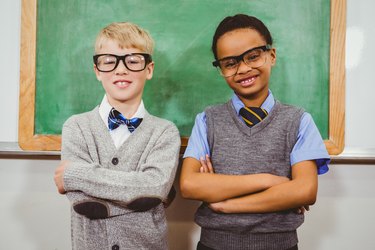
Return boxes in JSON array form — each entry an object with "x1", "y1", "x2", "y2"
[{"x1": 99, "y1": 95, "x2": 146, "y2": 148}]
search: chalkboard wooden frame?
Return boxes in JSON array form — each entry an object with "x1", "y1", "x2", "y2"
[{"x1": 18, "y1": 0, "x2": 345, "y2": 155}]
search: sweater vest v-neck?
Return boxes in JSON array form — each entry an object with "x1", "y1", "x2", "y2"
[{"x1": 195, "y1": 100, "x2": 305, "y2": 250}]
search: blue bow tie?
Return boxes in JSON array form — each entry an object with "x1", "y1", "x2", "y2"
[{"x1": 108, "y1": 108, "x2": 142, "y2": 133}]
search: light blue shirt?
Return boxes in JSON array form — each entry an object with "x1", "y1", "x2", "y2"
[{"x1": 183, "y1": 91, "x2": 330, "y2": 174}]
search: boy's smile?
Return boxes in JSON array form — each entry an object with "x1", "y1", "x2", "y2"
[
  {"x1": 94, "y1": 39, "x2": 154, "y2": 115},
  {"x1": 237, "y1": 74, "x2": 257, "y2": 88},
  {"x1": 113, "y1": 79, "x2": 132, "y2": 89},
  {"x1": 216, "y1": 28, "x2": 276, "y2": 107}
]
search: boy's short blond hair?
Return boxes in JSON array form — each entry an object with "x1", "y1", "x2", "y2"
[{"x1": 95, "y1": 22, "x2": 154, "y2": 55}]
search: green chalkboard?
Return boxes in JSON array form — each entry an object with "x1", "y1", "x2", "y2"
[{"x1": 34, "y1": 0, "x2": 330, "y2": 138}]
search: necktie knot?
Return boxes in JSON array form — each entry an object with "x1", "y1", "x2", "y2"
[
  {"x1": 108, "y1": 108, "x2": 142, "y2": 133},
  {"x1": 239, "y1": 106, "x2": 268, "y2": 127}
]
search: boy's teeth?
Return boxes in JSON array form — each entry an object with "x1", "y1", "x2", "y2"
[{"x1": 241, "y1": 77, "x2": 255, "y2": 84}]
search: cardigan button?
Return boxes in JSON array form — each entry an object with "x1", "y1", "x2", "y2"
[
  {"x1": 112, "y1": 245, "x2": 119, "y2": 250},
  {"x1": 112, "y1": 157, "x2": 119, "y2": 165}
]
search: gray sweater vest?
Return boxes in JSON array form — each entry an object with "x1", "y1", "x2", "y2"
[{"x1": 196, "y1": 100, "x2": 305, "y2": 250}]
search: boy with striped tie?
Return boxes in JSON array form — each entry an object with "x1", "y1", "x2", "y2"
[
  {"x1": 180, "y1": 14, "x2": 330, "y2": 250},
  {"x1": 54, "y1": 22, "x2": 180, "y2": 250}
]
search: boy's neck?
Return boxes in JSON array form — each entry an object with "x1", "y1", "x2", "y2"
[
  {"x1": 237, "y1": 90, "x2": 269, "y2": 107},
  {"x1": 108, "y1": 97, "x2": 142, "y2": 119}
]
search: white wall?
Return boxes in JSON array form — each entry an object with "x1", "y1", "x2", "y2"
[{"x1": 1, "y1": 0, "x2": 375, "y2": 249}]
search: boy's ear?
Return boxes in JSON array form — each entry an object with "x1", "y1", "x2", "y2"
[
  {"x1": 270, "y1": 48, "x2": 276, "y2": 66},
  {"x1": 146, "y1": 62, "x2": 155, "y2": 80},
  {"x1": 93, "y1": 64, "x2": 102, "y2": 81}
]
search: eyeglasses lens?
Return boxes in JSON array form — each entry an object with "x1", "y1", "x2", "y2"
[
  {"x1": 219, "y1": 48, "x2": 266, "y2": 77},
  {"x1": 125, "y1": 55, "x2": 146, "y2": 71},
  {"x1": 96, "y1": 55, "x2": 117, "y2": 72}
]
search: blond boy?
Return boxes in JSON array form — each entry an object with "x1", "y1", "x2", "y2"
[{"x1": 54, "y1": 22, "x2": 180, "y2": 250}]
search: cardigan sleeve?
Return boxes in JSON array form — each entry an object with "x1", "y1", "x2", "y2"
[
  {"x1": 61, "y1": 116, "x2": 136, "y2": 218},
  {"x1": 63, "y1": 118, "x2": 181, "y2": 210}
]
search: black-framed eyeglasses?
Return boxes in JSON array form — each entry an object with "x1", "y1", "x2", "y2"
[
  {"x1": 212, "y1": 45, "x2": 272, "y2": 77},
  {"x1": 93, "y1": 53, "x2": 152, "y2": 73}
]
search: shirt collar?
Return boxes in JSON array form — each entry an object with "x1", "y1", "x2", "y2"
[
  {"x1": 99, "y1": 95, "x2": 146, "y2": 128},
  {"x1": 231, "y1": 89, "x2": 275, "y2": 116}
]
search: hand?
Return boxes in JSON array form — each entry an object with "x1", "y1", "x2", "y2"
[
  {"x1": 208, "y1": 201, "x2": 227, "y2": 213},
  {"x1": 199, "y1": 154, "x2": 214, "y2": 174},
  {"x1": 296, "y1": 205, "x2": 310, "y2": 214},
  {"x1": 54, "y1": 160, "x2": 69, "y2": 194}
]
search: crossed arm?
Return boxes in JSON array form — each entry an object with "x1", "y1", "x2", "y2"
[
  {"x1": 54, "y1": 120, "x2": 180, "y2": 217},
  {"x1": 180, "y1": 155, "x2": 317, "y2": 213}
]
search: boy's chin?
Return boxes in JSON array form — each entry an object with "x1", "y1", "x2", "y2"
[{"x1": 108, "y1": 92, "x2": 143, "y2": 105}]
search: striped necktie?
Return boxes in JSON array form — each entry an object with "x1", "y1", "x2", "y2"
[
  {"x1": 239, "y1": 107, "x2": 268, "y2": 127},
  {"x1": 108, "y1": 108, "x2": 142, "y2": 133}
]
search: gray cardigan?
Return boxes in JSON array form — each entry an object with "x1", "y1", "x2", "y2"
[{"x1": 61, "y1": 106, "x2": 181, "y2": 250}]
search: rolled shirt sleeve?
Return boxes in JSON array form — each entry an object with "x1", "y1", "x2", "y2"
[
  {"x1": 183, "y1": 112, "x2": 210, "y2": 160},
  {"x1": 290, "y1": 112, "x2": 330, "y2": 175}
]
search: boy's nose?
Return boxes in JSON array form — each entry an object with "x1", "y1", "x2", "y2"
[
  {"x1": 115, "y1": 59, "x2": 129, "y2": 74},
  {"x1": 236, "y1": 60, "x2": 253, "y2": 75}
]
